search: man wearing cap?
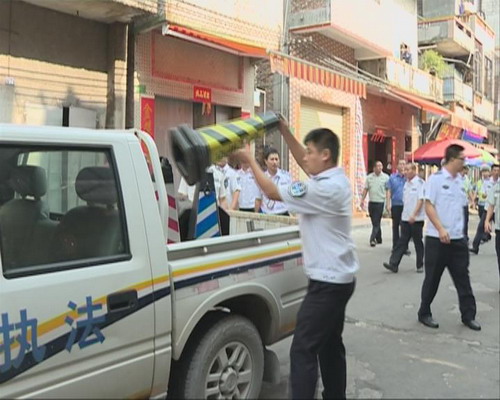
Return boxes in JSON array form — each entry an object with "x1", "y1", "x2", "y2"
[
  {"x1": 484, "y1": 168, "x2": 500, "y2": 278},
  {"x1": 418, "y1": 144, "x2": 480, "y2": 331},
  {"x1": 470, "y1": 164, "x2": 498, "y2": 254}
]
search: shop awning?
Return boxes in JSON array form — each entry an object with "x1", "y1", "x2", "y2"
[
  {"x1": 269, "y1": 51, "x2": 367, "y2": 98},
  {"x1": 164, "y1": 24, "x2": 268, "y2": 58},
  {"x1": 388, "y1": 88, "x2": 451, "y2": 116},
  {"x1": 449, "y1": 114, "x2": 488, "y2": 139}
]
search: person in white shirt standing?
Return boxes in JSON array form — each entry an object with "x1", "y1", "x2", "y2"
[
  {"x1": 255, "y1": 147, "x2": 292, "y2": 216},
  {"x1": 417, "y1": 144, "x2": 480, "y2": 331},
  {"x1": 216, "y1": 157, "x2": 241, "y2": 210},
  {"x1": 383, "y1": 163, "x2": 425, "y2": 273},
  {"x1": 237, "y1": 161, "x2": 261, "y2": 212},
  {"x1": 234, "y1": 119, "x2": 359, "y2": 399},
  {"x1": 178, "y1": 166, "x2": 228, "y2": 210}
]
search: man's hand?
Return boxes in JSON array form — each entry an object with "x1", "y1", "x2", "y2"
[
  {"x1": 408, "y1": 215, "x2": 416, "y2": 224},
  {"x1": 232, "y1": 148, "x2": 252, "y2": 164},
  {"x1": 484, "y1": 220, "x2": 492, "y2": 234},
  {"x1": 277, "y1": 114, "x2": 289, "y2": 133},
  {"x1": 438, "y1": 227, "x2": 451, "y2": 244}
]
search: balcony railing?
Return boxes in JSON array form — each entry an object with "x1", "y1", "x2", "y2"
[
  {"x1": 418, "y1": 17, "x2": 474, "y2": 56},
  {"x1": 443, "y1": 77, "x2": 473, "y2": 108},
  {"x1": 359, "y1": 57, "x2": 443, "y2": 103},
  {"x1": 474, "y1": 95, "x2": 495, "y2": 123}
]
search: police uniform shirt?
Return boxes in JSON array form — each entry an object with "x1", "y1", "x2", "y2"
[
  {"x1": 486, "y1": 182, "x2": 500, "y2": 231},
  {"x1": 178, "y1": 177, "x2": 196, "y2": 202},
  {"x1": 365, "y1": 172, "x2": 389, "y2": 203},
  {"x1": 476, "y1": 178, "x2": 494, "y2": 206},
  {"x1": 220, "y1": 165, "x2": 241, "y2": 207},
  {"x1": 258, "y1": 169, "x2": 292, "y2": 214},
  {"x1": 424, "y1": 168, "x2": 466, "y2": 239},
  {"x1": 238, "y1": 168, "x2": 261, "y2": 209},
  {"x1": 206, "y1": 165, "x2": 227, "y2": 201},
  {"x1": 401, "y1": 176, "x2": 425, "y2": 222},
  {"x1": 278, "y1": 167, "x2": 359, "y2": 284}
]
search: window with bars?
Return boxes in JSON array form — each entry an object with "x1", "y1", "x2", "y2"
[{"x1": 473, "y1": 41, "x2": 483, "y2": 93}]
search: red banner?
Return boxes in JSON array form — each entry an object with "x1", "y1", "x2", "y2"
[
  {"x1": 140, "y1": 97, "x2": 155, "y2": 138},
  {"x1": 193, "y1": 86, "x2": 212, "y2": 103}
]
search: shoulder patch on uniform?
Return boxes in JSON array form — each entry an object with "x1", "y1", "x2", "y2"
[{"x1": 289, "y1": 181, "x2": 307, "y2": 197}]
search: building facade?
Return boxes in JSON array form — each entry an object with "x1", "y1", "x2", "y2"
[
  {"x1": 418, "y1": 0, "x2": 498, "y2": 151},
  {"x1": 0, "y1": 0, "x2": 158, "y2": 128}
]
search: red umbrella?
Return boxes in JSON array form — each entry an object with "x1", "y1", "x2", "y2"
[{"x1": 412, "y1": 139, "x2": 482, "y2": 163}]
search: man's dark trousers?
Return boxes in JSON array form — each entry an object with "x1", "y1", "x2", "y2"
[
  {"x1": 369, "y1": 202, "x2": 384, "y2": 243},
  {"x1": 391, "y1": 205, "x2": 404, "y2": 250},
  {"x1": 471, "y1": 211, "x2": 490, "y2": 252},
  {"x1": 389, "y1": 221, "x2": 424, "y2": 269},
  {"x1": 290, "y1": 279, "x2": 355, "y2": 399},
  {"x1": 418, "y1": 237, "x2": 476, "y2": 322}
]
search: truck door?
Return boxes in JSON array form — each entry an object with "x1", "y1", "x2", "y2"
[{"x1": 0, "y1": 142, "x2": 155, "y2": 398}]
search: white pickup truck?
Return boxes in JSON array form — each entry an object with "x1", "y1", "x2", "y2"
[{"x1": 0, "y1": 125, "x2": 307, "y2": 399}]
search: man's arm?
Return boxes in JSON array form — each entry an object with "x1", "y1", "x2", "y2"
[
  {"x1": 484, "y1": 204, "x2": 494, "y2": 234},
  {"x1": 230, "y1": 190, "x2": 240, "y2": 210},
  {"x1": 425, "y1": 200, "x2": 450, "y2": 243},
  {"x1": 408, "y1": 199, "x2": 424, "y2": 224},
  {"x1": 278, "y1": 118, "x2": 308, "y2": 174},
  {"x1": 385, "y1": 189, "x2": 391, "y2": 212}
]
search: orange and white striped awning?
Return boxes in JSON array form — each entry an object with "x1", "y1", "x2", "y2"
[{"x1": 269, "y1": 51, "x2": 367, "y2": 98}]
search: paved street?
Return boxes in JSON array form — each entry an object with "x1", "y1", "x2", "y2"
[{"x1": 260, "y1": 216, "x2": 500, "y2": 399}]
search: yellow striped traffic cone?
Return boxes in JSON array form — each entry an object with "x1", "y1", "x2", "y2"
[{"x1": 170, "y1": 111, "x2": 280, "y2": 185}]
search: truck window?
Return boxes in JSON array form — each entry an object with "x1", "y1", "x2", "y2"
[{"x1": 0, "y1": 146, "x2": 130, "y2": 278}]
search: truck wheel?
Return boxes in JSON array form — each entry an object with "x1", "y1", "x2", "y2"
[{"x1": 182, "y1": 314, "x2": 264, "y2": 399}]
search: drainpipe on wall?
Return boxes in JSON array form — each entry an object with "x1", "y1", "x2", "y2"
[
  {"x1": 279, "y1": 0, "x2": 291, "y2": 170},
  {"x1": 125, "y1": 22, "x2": 135, "y2": 129}
]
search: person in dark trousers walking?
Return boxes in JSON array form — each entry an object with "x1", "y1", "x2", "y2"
[
  {"x1": 418, "y1": 144, "x2": 481, "y2": 331},
  {"x1": 383, "y1": 163, "x2": 425, "y2": 273},
  {"x1": 461, "y1": 165, "x2": 474, "y2": 243},
  {"x1": 361, "y1": 161, "x2": 389, "y2": 247},
  {"x1": 386, "y1": 159, "x2": 410, "y2": 254},
  {"x1": 234, "y1": 118, "x2": 359, "y2": 399},
  {"x1": 484, "y1": 177, "x2": 499, "y2": 278},
  {"x1": 470, "y1": 164, "x2": 499, "y2": 254}
]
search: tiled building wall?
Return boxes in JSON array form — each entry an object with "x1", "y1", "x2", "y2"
[
  {"x1": 362, "y1": 93, "x2": 418, "y2": 161},
  {"x1": 289, "y1": 78, "x2": 356, "y2": 183},
  {"x1": 135, "y1": 32, "x2": 254, "y2": 114},
  {"x1": 0, "y1": 2, "x2": 112, "y2": 126},
  {"x1": 290, "y1": 33, "x2": 356, "y2": 66}
]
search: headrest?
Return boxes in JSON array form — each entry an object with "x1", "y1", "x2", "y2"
[
  {"x1": 76, "y1": 167, "x2": 117, "y2": 206},
  {"x1": 10, "y1": 166, "x2": 47, "y2": 199}
]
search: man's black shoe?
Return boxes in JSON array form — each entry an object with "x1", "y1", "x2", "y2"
[
  {"x1": 370, "y1": 240, "x2": 376, "y2": 247},
  {"x1": 404, "y1": 249, "x2": 411, "y2": 256},
  {"x1": 469, "y1": 248, "x2": 479, "y2": 255},
  {"x1": 376, "y1": 239, "x2": 382, "y2": 244},
  {"x1": 383, "y1": 262, "x2": 398, "y2": 273},
  {"x1": 462, "y1": 319, "x2": 481, "y2": 331},
  {"x1": 418, "y1": 315, "x2": 439, "y2": 328},
  {"x1": 416, "y1": 267, "x2": 423, "y2": 273}
]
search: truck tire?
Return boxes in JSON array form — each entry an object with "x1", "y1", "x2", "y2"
[{"x1": 179, "y1": 314, "x2": 264, "y2": 399}]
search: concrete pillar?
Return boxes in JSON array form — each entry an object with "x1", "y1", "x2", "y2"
[{"x1": 106, "y1": 23, "x2": 127, "y2": 129}]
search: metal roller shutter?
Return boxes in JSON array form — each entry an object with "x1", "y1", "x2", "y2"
[{"x1": 299, "y1": 98, "x2": 343, "y2": 179}]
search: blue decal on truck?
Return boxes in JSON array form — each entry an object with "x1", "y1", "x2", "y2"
[{"x1": 65, "y1": 296, "x2": 106, "y2": 352}]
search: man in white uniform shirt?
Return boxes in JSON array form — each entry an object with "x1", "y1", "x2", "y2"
[
  {"x1": 418, "y1": 144, "x2": 480, "y2": 331},
  {"x1": 383, "y1": 163, "x2": 425, "y2": 273},
  {"x1": 255, "y1": 147, "x2": 292, "y2": 215},
  {"x1": 484, "y1": 168, "x2": 499, "y2": 278},
  {"x1": 217, "y1": 157, "x2": 241, "y2": 210},
  {"x1": 234, "y1": 120, "x2": 359, "y2": 399},
  {"x1": 178, "y1": 165, "x2": 228, "y2": 209},
  {"x1": 237, "y1": 161, "x2": 261, "y2": 212}
]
